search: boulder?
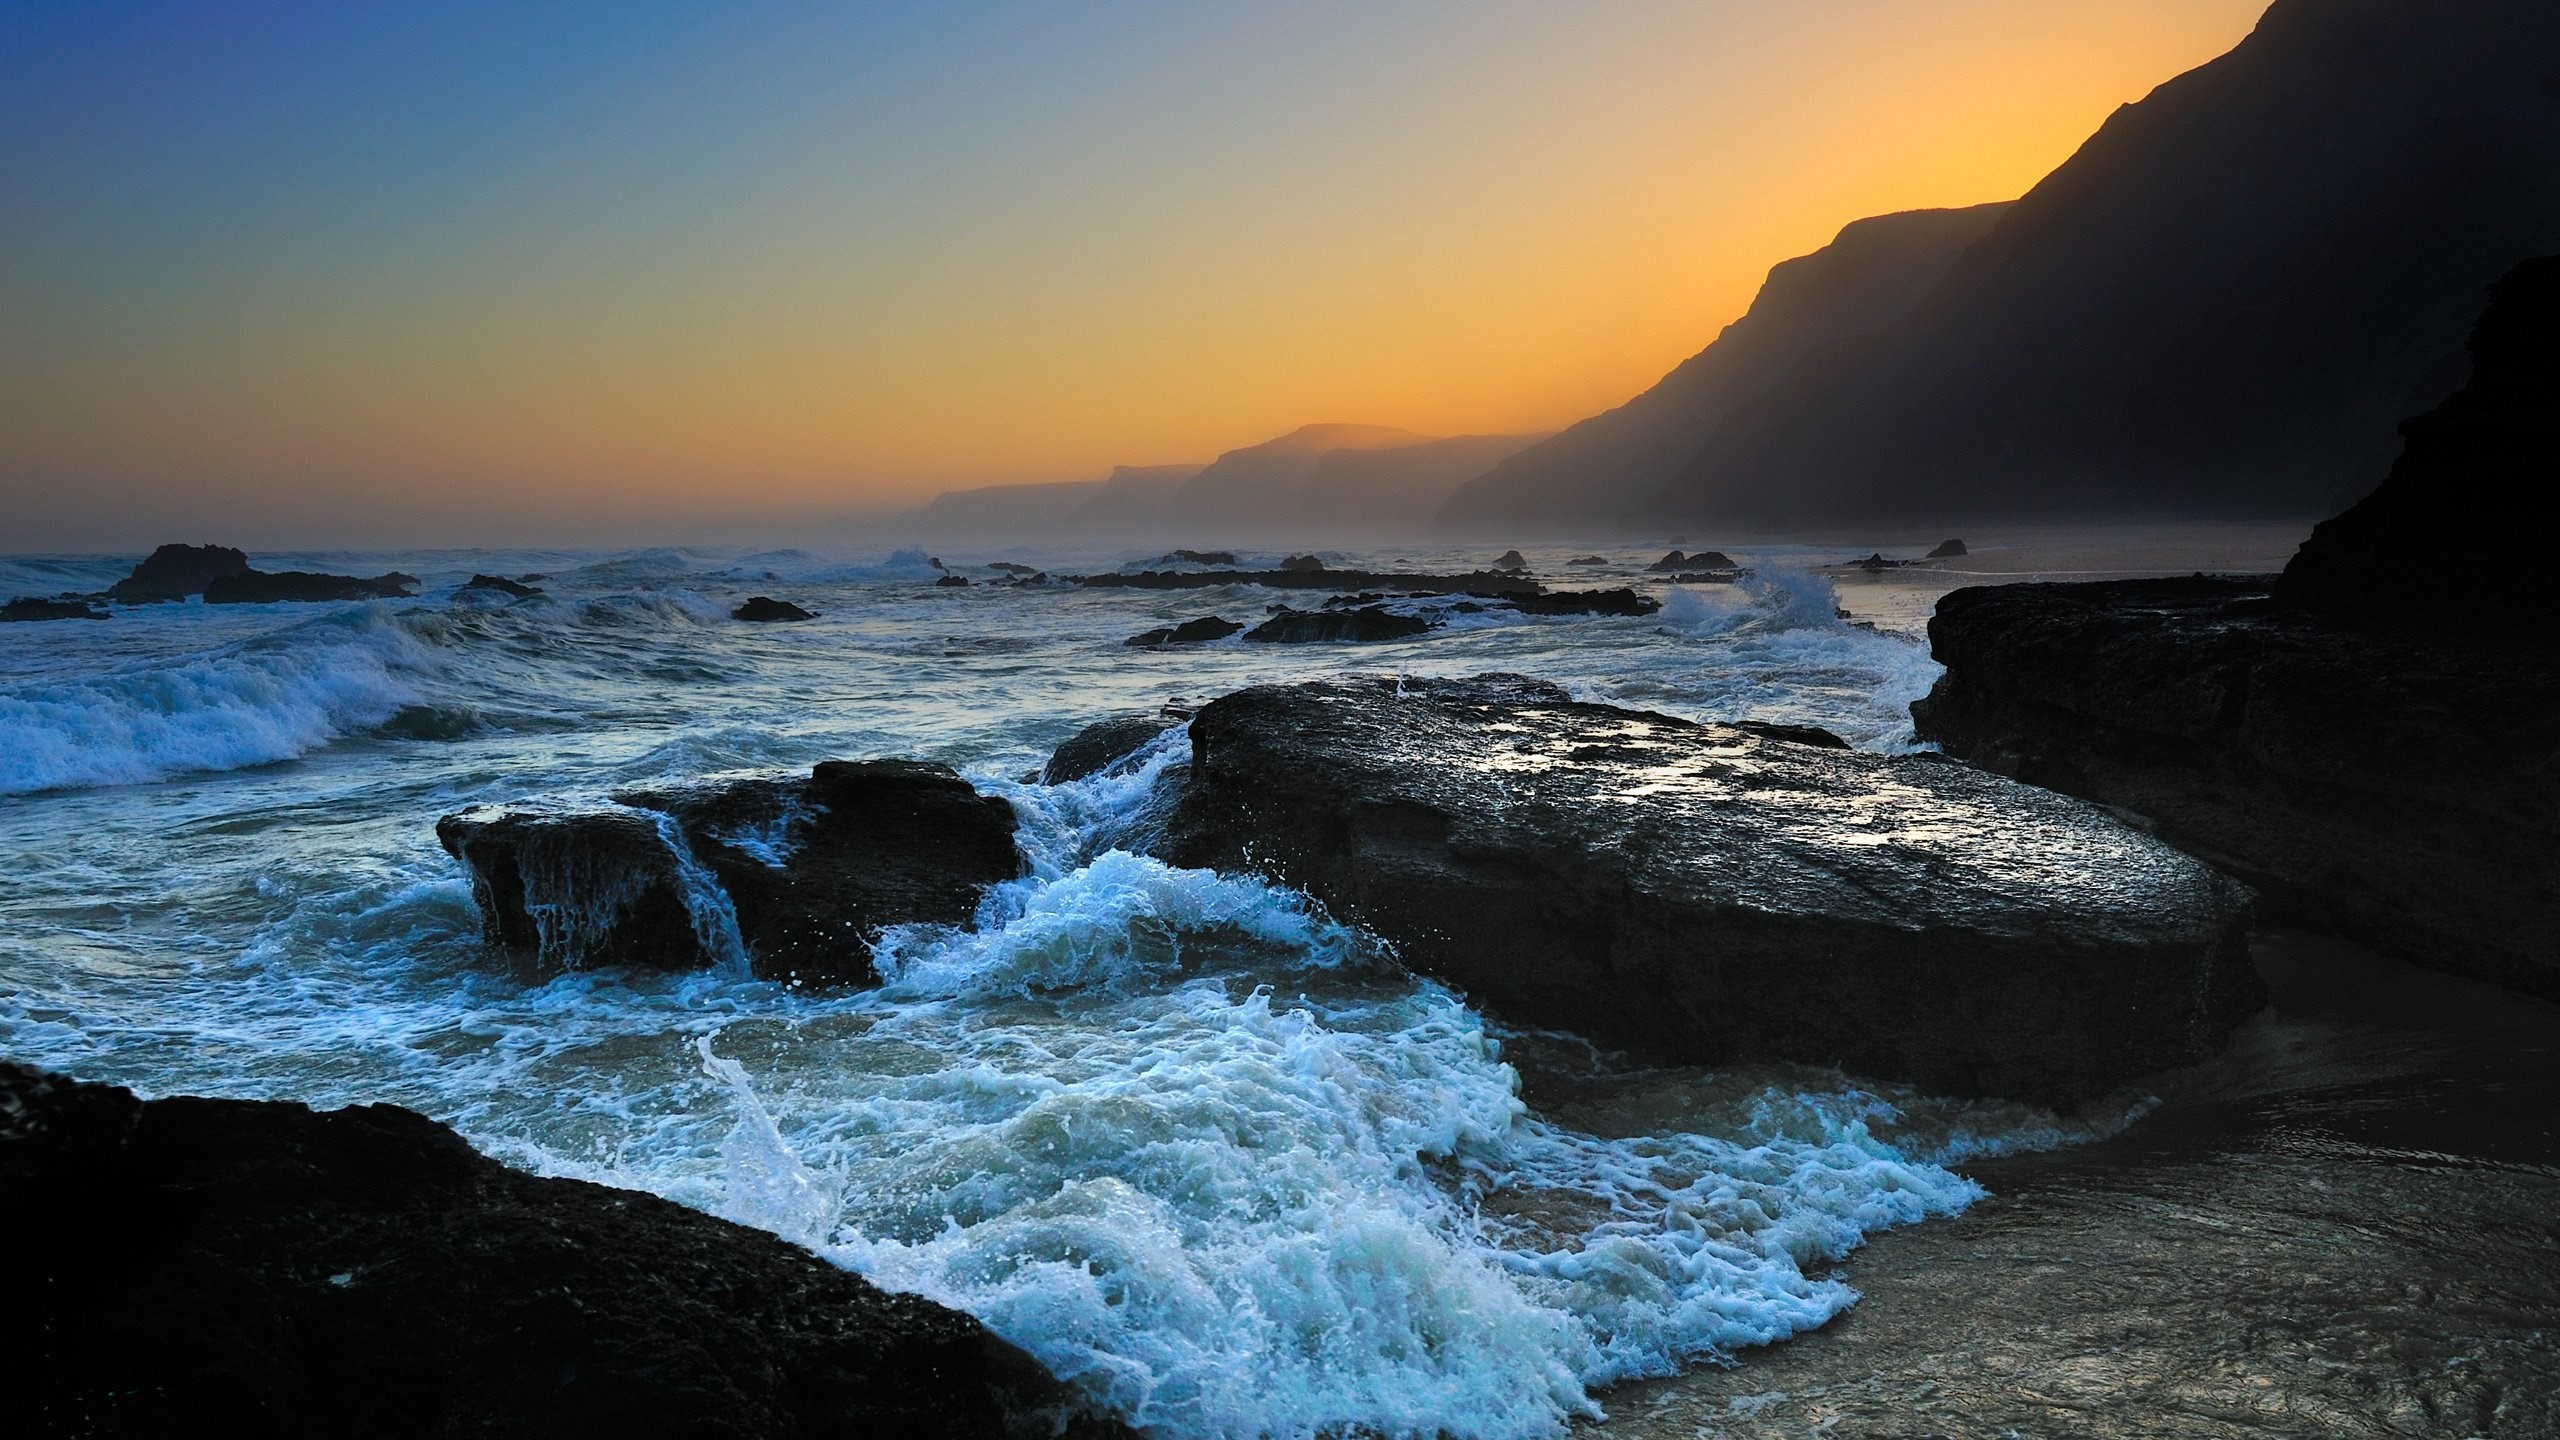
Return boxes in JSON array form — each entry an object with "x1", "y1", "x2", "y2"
[
  {"x1": 733, "y1": 596, "x2": 816, "y2": 622},
  {"x1": 204, "y1": 571, "x2": 417, "y2": 604},
  {"x1": 1912, "y1": 576, "x2": 2559, "y2": 999},
  {"x1": 1731, "y1": 720, "x2": 1851, "y2": 749},
  {"x1": 1277, "y1": 554, "x2": 1326, "y2": 573},
  {"x1": 1567, "y1": 555, "x2": 1610, "y2": 566},
  {"x1": 2, "y1": 597, "x2": 109, "y2": 622},
  {"x1": 1159, "y1": 675, "x2": 2259, "y2": 1106},
  {"x1": 461, "y1": 574, "x2": 543, "y2": 598},
  {"x1": 1681, "y1": 550, "x2": 1738, "y2": 569},
  {"x1": 1123, "y1": 616, "x2": 1242, "y2": 648},
  {"x1": 1503, "y1": 587, "x2": 1660, "y2": 617},
  {"x1": 1645, "y1": 550, "x2": 1690, "y2": 572},
  {"x1": 934, "y1": 574, "x2": 971, "y2": 588},
  {"x1": 438, "y1": 761, "x2": 1021, "y2": 984},
  {"x1": 1492, "y1": 549, "x2": 1529, "y2": 571},
  {"x1": 0, "y1": 1063, "x2": 1131, "y2": 1440},
  {"x1": 988, "y1": 561, "x2": 1038, "y2": 574},
  {"x1": 1042, "y1": 715, "x2": 1181, "y2": 785},
  {"x1": 1927, "y1": 538, "x2": 1968, "y2": 558},
  {"x1": 1243, "y1": 606, "x2": 1432, "y2": 644},
  {"x1": 106, "y1": 543, "x2": 251, "y2": 602}
]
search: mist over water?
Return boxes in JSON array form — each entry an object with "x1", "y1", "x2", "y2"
[{"x1": 0, "y1": 533, "x2": 2285, "y2": 1437}]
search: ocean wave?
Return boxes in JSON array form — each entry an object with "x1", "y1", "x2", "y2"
[{"x1": 0, "y1": 607, "x2": 450, "y2": 795}]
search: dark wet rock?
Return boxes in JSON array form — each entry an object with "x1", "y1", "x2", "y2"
[
  {"x1": 1730, "y1": 720, "x2": 1851, "y2": 749},
  {"x1": 1832, "y1": 553, "x2": 1912, "y2": 572},
  {"x1": 1124, "y1": 615, "x2": 1242, "y2": 648},
  {"x1": 1645, "y1": 551, "x2": 1691, "y2": 572},
  {"x1": 105, "y1": 543, "x2": 252, "y2": 602},
  {"x1": 1912, "y1": 576, "x2": 2559, "y2": 1000},
  {"x1": 935, "y1": 574, "x2": 971, "y2": 588},
  {"x1": 1492, "y1": 549, "x2": 1529, "y2": 571},
  {"x1": 1568, "y1": 555, "x2": 1610, "y2": 566},
  {"x1": 1927, "y1": 538, "x2": 1968, "y2": 558},
  {"x1": 1159, "y1": 674, "x2": 2258, "y2": 1106},
  {"x1": 204, "y1": 571, "x2": 418, "y2": 604},
  {"x1": 1669, "y1": 572, "x2": 1739, "y2": 585},
  {"x1": 0, "y1": 1062, "x2": 1131, "y2": 1440},
  {"x1": 733, "y1": 596, "x2": 816, "y2": 622},
  {"x1": 1043, "y1": 715, "x2": 1182, "y2": 785},
  {"x1": 461, "y1": 573, "x2": 543, "y2": 598},
  {"x1": 2, "y1": 597, "x2": 109, "y2": 622},
  {"x1": 1504, "y1": 587, "x2": 1660, "y2": 617},
  {"x1": 1155, "y1": 550, "x2": 1239, "y2": 567},
  {"x1": 1681, "y1": 550, "x2": 1737, "y2": 570},
  {"x1": 1072, "y1": 567, "x2": 1541, "y2": 597},
  {"x1": 1243, "y1": 606, "x2": 1433, "y2": 644},
  {"x1": 437, "y1": 761, "x2": 1020, "y2": 984},
  {"x1": 988, "y1": 561, "x2": 1037, "y2": 574},
  {"x1": 1277, "y1": 554, "x2": 1325, "y2": 573}
]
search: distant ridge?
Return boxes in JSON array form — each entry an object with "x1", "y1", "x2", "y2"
[{"x1": 1444, "y1": 0, "x2": 2560, "y2": 531}]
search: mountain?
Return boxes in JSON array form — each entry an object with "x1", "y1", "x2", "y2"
[
  {"x1": 1444, "y1": 0, "x2": 2560, "y2": 532},
  {"x1": 1170, "y1": 424, "x2": 1436, "y2": 524},
  {"x1": 1438, "y1": 204, "x2": 2011, "y2": 531},
  {"x1": 1297, "y1": 434, "x2": 1553, "y2": 529},
  {"x1": 1071, "y1": 464, "x2": 1208, "y2": 528},
  {"x1": 905, "y1": 480, "x2": 1104, "y2": 533}
]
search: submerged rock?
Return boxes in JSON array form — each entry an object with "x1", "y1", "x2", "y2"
[
  {"x1": 732, "y1": 595, "x2": 815, "y2": 621},
  {"x1": 988, "y1": 561, "x2": 1038, "y2": 574},
  {"x1": 105, "y1": 543, "x2": 251, "y2": 602},
  {"x1": 1, "y1": 597, "x2": 109, "y2": 622},
  {"x1": 1913, "y1": 576, "x2": 2559, "y2": 999},
  {"x1": 1504, "y1": 587, "x2": 1660, "y2": 617},
  {"x1": 437, "y1": 761, "x2": 1020, "y2": 983},
  {"x1": 1160, "y1": 675, "x2": 2258, "y2": 1106},
  {"x1": 1927, "y1": 538, "x2": 1968, "y2": 558},
  {"x1": 1243, "y1": 606, "x2": 1432, "y2": 644},
  {"x1": 1124, "y1": 615, "x2": 1242, "y2": 648},
  {"x1": 935, "y1": 574, "x2": 971, "y2": 588},
  {"x1": 0, "y1": 1062, "x2": 1130, "y2": 1439},
  {"x1": 1567, "y1": 555, "x2": 1610, "y2": 566},
  {"x1": 204, "y1": 570, "x2": 418, "y2": 603},
  {"x1": 1042, "y1": 715, "x2": 1181, "y2": 784},
  {"x1": 460, "y1": 573, "x2": 543, "y2": 598}
]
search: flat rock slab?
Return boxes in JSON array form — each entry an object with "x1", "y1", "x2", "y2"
[
  {"x1": 0, "y1": 1062, "x2": 1130, "y2": 1439},
  {"x1": 1160, "y1": 675, "x2": 2259, "y2": 1106},
  {"x1": 438, "y1": 760, "x2": 1020, "y2": 984}
]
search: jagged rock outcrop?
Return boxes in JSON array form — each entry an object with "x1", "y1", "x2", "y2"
[
  {"x1": 1927, "y1": 539, "x2": 1968, "y2": 559},
  {"x1": 204, "y1": 571, "x2": 418, "y2": 604},
  {"x1": 0, "y1": 1063, "x2": 1129, "y2": 1440},
  {"x1": 733, "y1": 596, "x2": 815, "y2": 621},
  {"x1": 105, "y1": 543, "x2": 252, "y2": 602},
  {"x1": 1042, "y1": 716, "x2": 1181, "y2": 785},
  {"x1": 1123, "y1": 616, "x2": 1241, "y2": 648},
  {"x1": 2, "y1": 597, "x2": 109, "y2": 621},
  {"x1": 1159, "y1": 675, "x2": 2258, "y2": 1106},
  {"x1": 437, "y1": 761, "x2": 1020, "y2": 984},
  {"x1": 461, "y1": 574, "x2": 544, "y2": 598},
  {"x1": 1243, "y1": 607, "x2": 1432, "y2": 644}
]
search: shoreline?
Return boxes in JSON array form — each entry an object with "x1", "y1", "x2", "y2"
[{"x1": 1585, "y1": 925, "x2": 2560, "y2": 1437}]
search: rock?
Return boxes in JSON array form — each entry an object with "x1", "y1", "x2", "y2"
[
  {"x1": 1833, "y1": 552, "x2": 1911, "y2": 572},
  {"x1": 0, "y1": 1062, "x2": 1131, "y2": 1440},
  {"x1": 1731, "y1": 720, "x2": 1851, "y2": 749},
  {"x1": 1912, "y1": 576, "x2": 2559, "y2": 1000},
  {"x1": 105, "y1": 543, "x2": 251, "y2": 602},
  {"x1": 203, "y1": 571, "x2": 418, "y2": 604},
  {"x1": 1669, "y1": 571, "x2": 1739, "y2": 585},
  {"x1": 2, "y1": 597, "x2": 109, "y2": 622},
  {"x1": 1243, "y1": 606, "x2": 1433, "y2": 644},
  {"x1": 2278, "y1": 254, "x2": 2553, "y2": 632},
  {"x1": 935, "y1": 574, "x2": 971, "y2": 588},
  {"x1": 1043, "y1": 715, "x2": 1181, "y2": 785},
  {"x1": 1073, "y1": 566, "x2": 1541, "y2": 597},
  {"x1": 733, "y1": 596, "x2": 816, "y2": 622},
  {"x1": 1679, "y1": 550, "x2": 1738, "y2": 569},
  {"x1": 1277, "y1": 554, "x2": 1325, "y2": 573},
  {"x1": 1492, "y1": 549, "x2": 1529, "y2": 571},
  {"x1": 1927, "y1": 538, "x2": 1968, "y2": 558},
  {"x1": 1645, "y1": 551, "x2": 1691, "y2": 572},
  {"x1": 460, "y1": 573, "x2": 543, "y2": 598},
  {"x1": 437, "y1": 761, "x2": 1021, "y2": 983},
  {"x1": 1155, "y1": 550, "x2": 1239, "y2": 567},
  {"x1": 988, "y1": 561, "x2": 1037, "y2": 574},
  {"x1": 1124, "y1": 616, "x2": 1242, "y2": 648},
  {"x1": 1159, "y1": 675, "x2": 2258, "y2": 1106},
  {"x1": 1503, "y1": 587, "x2": 1660, "y2": 617},
  {"x1": 1567, "y1": 555, "x2": 1610, "y2": 566}
]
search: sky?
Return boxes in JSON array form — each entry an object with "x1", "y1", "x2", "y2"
[{"x1": 0, "y1": 1, "x2": 2269, "y2": 549}]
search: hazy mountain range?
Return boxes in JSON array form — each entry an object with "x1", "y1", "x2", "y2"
[{"x1": 890, "y1": 0, "x2": 2560, "y2": 542}]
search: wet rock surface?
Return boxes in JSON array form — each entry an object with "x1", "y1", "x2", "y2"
[
  {"x1": 1506, "y1": 587, "x2": 1659, "y2": 617},
  {"x1": 1071, "y1": 565, "x2": 1542, "y2": 596},
  {"x1": 204, "y1": 570, "x2": 419, "y2": 603},
  {"x1": 1913, "y1": 576, "x2": 2560, "y2": 999},
  {"x1": 1042, "y1": 715, "x2": 1180, "y2": 785},
  {"x1": 732, "y1": 595, "x2": 815, "y2": 621},
  {"x1": 461, "y1": 573, "x2": 544, "y2": 598},
  {"x1": 1243, "y1": 605, "x2": 1432, "y2": 644},
  {"x1": 2, "y1": 597, "x2": 109, "y2": 621},
  {"x1": 0, "y1": 1062, "x2": 1130, "y2": 1440},
  {"x1": 1123, "y1": 615, "x2": 1241, "y2": 648},
  {"x1": 1159, "y1": 674, "x2": 2259, "y2": 1106},
  {"x1": 1581, "y1": 929, "x2": 2560, "y2": 1440},
  {"x1": 105, "y1": 542, "x2": 251, "y2": 601},
  {"x1": 438, "y1": 760, "x2": 1021, "y2": 983}
]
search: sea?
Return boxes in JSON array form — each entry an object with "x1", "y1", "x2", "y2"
[{"x1": 0, "y1": 527, "x2": 2308, "y2": 1440}]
